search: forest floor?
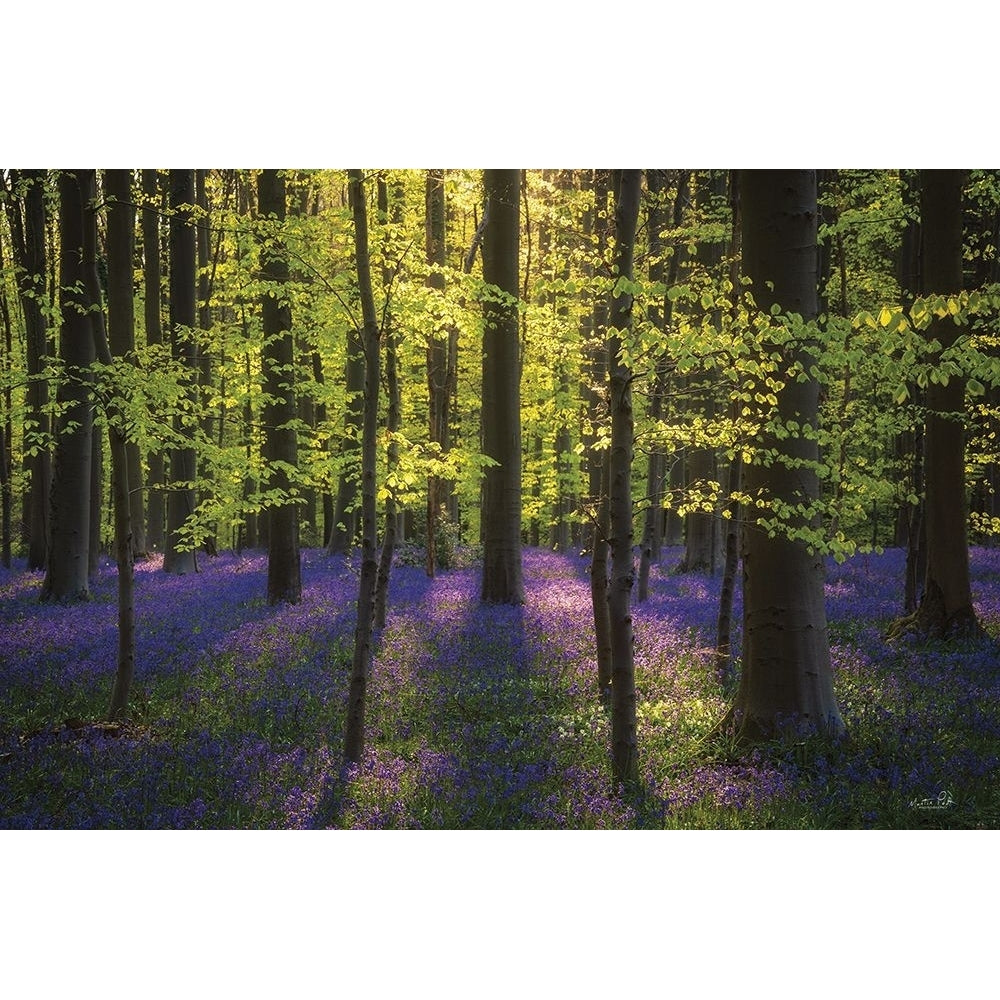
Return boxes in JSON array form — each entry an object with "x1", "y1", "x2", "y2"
[{"x1": 2, "y1": 544, "x2": 999, "y2": 829}]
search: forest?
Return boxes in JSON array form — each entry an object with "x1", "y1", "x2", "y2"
[{"x1": 0, "y1": 167, "x2": 999, "y2": 835}]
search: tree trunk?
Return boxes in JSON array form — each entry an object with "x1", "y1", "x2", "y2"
[
  {"x1": 425, "y1": 168, "x2": 447, "y2": 576},
  {"x1": 588, "y1": 169, "x2": 612, "y2": 691},
  {"x1": 344, "y1": 169, "x2": 381, "y2": 764},
  {"x1": 725, "y1": 169, "x2": 845, "y2": 741},
  {"x1": 328, "y1": 324, "x2": 364, "y2": 554},
  {"x1": 480, "y1": 169, "x2": 524, "y2": 605},
  {"x1": 5, "y1": 169, "x2": 50, "y2": 569},
  {"x1": 913, "y1": 170, "x2": 979, "y2": 636},
  {"x1": 608, "y1": 169, "x2": 641, "y2": 788},
  {"x1": 41, "y1": 170, "x2": 94, "y2": 602},
  {"x1": 163, "y1": 170, "x2": 199, "y2": 575},
  {"x1": 258, "y1": 168, "x2": 302, "y2": 605},
  {"x1": 142, "y1": 169, "x2": 166, "y2": 553},
  {"x1": 106, "y1": 169, "x2": 147, "y2": 558},
  {"x1": 374, "y1": 176, "x2": 403, "y2": 629},
  {"x1": 96, "y1": 173, "x2": 138, "y2": 722}
]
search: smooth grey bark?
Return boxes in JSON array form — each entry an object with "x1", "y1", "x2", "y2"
[
  {"x1": 142, "y1": 169, "x2": 166, "y2": 552},
  {"x1": 106, "y1": 169, "x2": 147, "y2": 558},
  {"x1": 913, "y1": 170, "x2": 979, "y2": 636},
  {"x1": 607, "y1": 169, "x2": 641, "y2": 787},
  {"x1": 480, "y1": 169, "x2": 524, "y2": 605},
  {"x1": 344, "y1": 169, "x2": 381, "y2": 764},
  {"x1": 725, "y1": 169, "x2": 845, "y2": 741},
  {"x1": 163, "y1": 169, "x2": 198, "y2": 575},
  {"x1": 41, "y1": 170, "x2": 94, "y2": 602},
  {"x1": 258, "y1": 168, "x2": 301, "y2": 605}
]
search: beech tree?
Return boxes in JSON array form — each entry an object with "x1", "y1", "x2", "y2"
[
  {"x1": 142, "y1": 169, "x2": 166, "y2": 552},
  {"x1": 258, "y1": 169, "x2": 302, "y2": 605},
  {"x1": 3, "y1": 169, "x2": 49, "y2": 569},
  {"x1": 344, "y1": 169, "x2": 381, "y2": 763},
  {"x1": 913, "y1": 169, "x2": 979, "y2": 636},
  {"x1": 480, "y1": 169, "x2": 524, "y2": 605},
  {"x1": 607, "y1": 169, "x2": 641, "y2": 786},
  {"x1": 163, "y1": 169, "x2": 198, "y2": 575},
  {"x1": 40, "y1": 170, "x2": 94, "y2": 602},
  {"x1": 724, "y1": 169, "x2": 845, "y2": 741}
]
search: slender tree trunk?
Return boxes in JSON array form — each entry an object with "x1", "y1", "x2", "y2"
[
  {"x1": 425, "y1": 168, "x2": 447, "y2": 575},
  {"x1": 258, "y1": 169, "x2": 301, "y2": 605},
  {"x1": 608, "y1": 169, "x2": 641, "y2": 788},
  {"x1": 5, "y1": 170, "x2": 50, "y2": 568},
  {"x1": 41, "y1": 170, "x2": 94, "y2": 602},
  {"x1": 195, "y1": 169, "x2": 218, "y2": 556},
  {"x1": 344, "y1": 169, "x2": 381, "y2": 763},
  {"x1": 96, "y1": 173, "x2": 138, "y2": 721},
  {"x1": 106, "y1": 170, "x2": 147, "y2": 559},
  {"x1": 724, "y1": 169, "x2": 844, "y2": 741},
  {"x1": 589, "y1": 169, "x2": 612, "y2": 691},
  {"x1": 375, "y1": 176, "x2": 403, "y2": 629},
  {"x1": 142, "y1": 169, "x2": 166, "y2": 553},
  {"x1": 328, "y1": 325, "x2": 364, "y2": 553},
  {"x1": 163, "y1": 170, "x2": 198, "y2": 575},
  {"x1": 480, "y1": 169, "x2": 524, "y2": 605},
  {"x1": 714, "y1": 172, "x2": 742, "y2": 688},
  {"x1": 681, "y1": 172, "x2": 726, "y2": 573},
  {"x1": 913, "y1": 170, "x2": 979, "y2": 636}
]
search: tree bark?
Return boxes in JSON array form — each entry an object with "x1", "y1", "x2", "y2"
[
  {"x1": 142, "y1": 169, "x2": 166, "y2": 553},
  {"x1": 589, "y1": 169, "x2": 612, "y2": 691},
  {"x1": 608, "y1": 169, "x2": 641, "y2": 788},
  {"x1": 725, "y1": 169, "x2": 845, "y2": 741},
  {"x1": 163, "y1": 170, "x2": 198, "y2": 575},
  {"x1": 328, "y1": 324, "x2": 364, "y2": 553},
  {"x1": 258, "y1": 168, "x2": 302, "y2": 605},
  {"x1": 425, "y1": 168, "x2": 447, "y2": 575},
  {"x1": 344, "y1": 169, "x2": 381, "y2": 763},
  {"x1": 41, "y1": 170, "x2": 94, "y2": 602},
  {"x1": 480, "y1": 169, "x2": 524, "y2": 605},
  {"x1": 914, "y1": 170, "x2": 979, "y2": 636},
  {"x1": 5, "y1": 169, "x2": 50, "y2": 569},
  {"x1": 106, "y1": 169, "x2": 147, "y2": 558}
]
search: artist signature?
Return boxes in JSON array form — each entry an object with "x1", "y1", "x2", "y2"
[{"x1": 909, "y1": 790, "x2": 955, "y2": 811}]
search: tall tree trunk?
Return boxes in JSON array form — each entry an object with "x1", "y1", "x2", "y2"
[
  {"x1": 5, "y1": 169, "x2": 50, "y2": 569},
  {"x1": 714, "y1": 172, "x2": 742, "y2": 688},
  {"x1": 96, "y1": 173, "x2": 138, "y2": 722},
  {"x1": 195, "y1": 169, "x2": 218, "y2": 556},
  {"x1": 480, "y1": 169, "x2": 524, "y2": 605},
  {"x1": 106, "y1": 169, "x2": 147, "y2": 558},
  {"x1": 608, "y1": 169, "x2": 641, "y2": 788},
  {"x1": 374, "y1": 175, "x2": 403, "y2": 629},
  {"x1": 344, "y1": 169, "x2": 382, "y2": 764},
  {"x1": 589, "y1": 169, "x2": 612, "y2": 691},
  {"x1": 258, "y1": 169, "x2": 302, "y2": 605},
  {"x1": 142, "y1": 169, "x2": 166, "y2": 553},
  {"x1": 681, "y1": 171, "x2": 726, "y2": 573},
  {"x1": 425, "y1": 168, "x2": 447, "y2": 575},
  {"x1": 913, "y1": 170, "x2": 979, "y2": 636},
  {"x1": 83, "y1": 172, "x2": 108, "y2": 582},
  {"x1": 724, "y1": 169, "x2": 845, "y2": 741},
  {"x1": 328, "y1": 324, "x2": 364, "y2": 554},
  {"x1": 163, "y1": 170, "x2": 198, "y2": 575},
  {"x1": 41, "y1": 170, "x2": 94, "y2": 602}
]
